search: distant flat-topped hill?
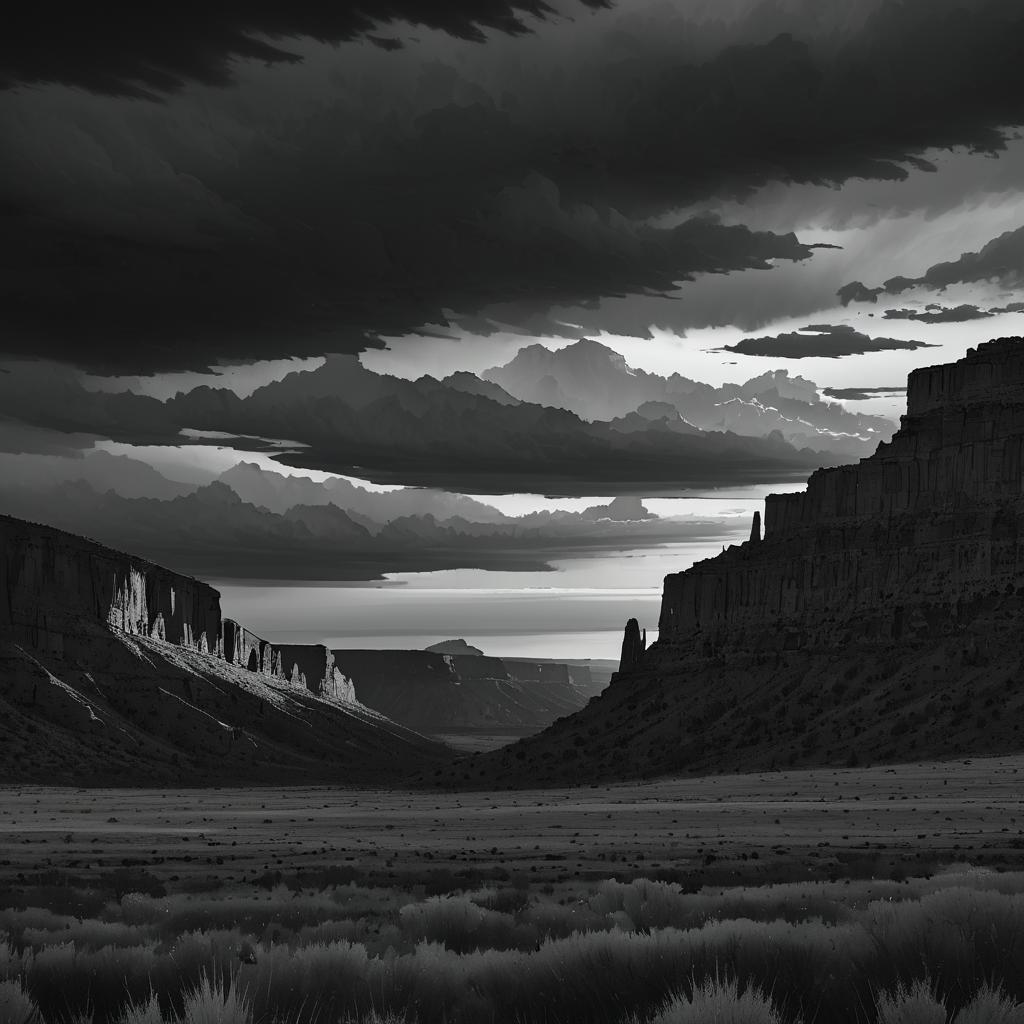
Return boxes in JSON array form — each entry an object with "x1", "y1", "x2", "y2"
[
  {"x1": 334, "y1": 647, "x2": 606, "y2": 750},
  {"x1": 426, "y1": 639, "x2": 486, "y2": 657},
  {"x1": 439, "y1": 338, "x2": 1024, "y2": 788}
]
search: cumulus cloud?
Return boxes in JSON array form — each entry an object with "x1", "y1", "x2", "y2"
[
  {"x1": 167, "y1": 356, "x2": 843, "y2": 493},
  {"x1": 721, "y1": 324, "x2": 937, "y2": 359},
  {"x1": 0, "y1": 361, "x2": 178, "y2": 445},
  {"x1": 0, "y1": 353, "x2": 844, "y2": 495}
]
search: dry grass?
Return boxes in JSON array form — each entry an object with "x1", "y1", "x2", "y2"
[
  {"x1": 639, "y1": 977, "x2": 793, "y2": 1024},
  {"x1": 3, "y1": 867, "x2": 1024, "y2": 1023}
]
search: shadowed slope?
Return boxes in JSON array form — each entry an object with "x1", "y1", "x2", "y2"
[{"x1": 0, "y1": 628, "x2": 448, "y2": 785}]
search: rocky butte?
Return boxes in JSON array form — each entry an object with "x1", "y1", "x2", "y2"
[{"x1": 449, "y1": 339, "x2": 1024, "y2": 787}]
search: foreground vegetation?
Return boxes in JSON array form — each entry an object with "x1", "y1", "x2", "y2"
[{"x1": 3, "y1": 864, "x2": 1024, "y2": 1022}]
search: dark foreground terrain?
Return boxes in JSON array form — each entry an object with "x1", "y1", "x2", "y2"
[
  {"x1": 3, "y1": 757, "x2": 1024, "y2": 1023},
  {"x1": 443, "y1": 625, "x2": 1024, "y2": 787}
]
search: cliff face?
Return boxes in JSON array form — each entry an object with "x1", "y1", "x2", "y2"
[
  {"x1": 659, "y1": 338, "x2": 1024, "y2": 653},
  {"x1": 443, "y1": 339, "x2": 1024, "y2": 788},
  {"x1": 0, "y1": 516, "x2": 445, "y2": 783},
  {"x1": 1, "y1": 516, "x2": 222, "y2": 658},
  {"x1": 0, "y1": 515, "x2": 346, "y2": 701}
]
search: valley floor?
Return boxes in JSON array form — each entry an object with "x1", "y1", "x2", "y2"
[
  {"x1": 3, "y1": 754, "x2": 1024, "y2": 891},
  {"x1": 5, "y1": 756, "x2": 1024, "y2": 1023}
]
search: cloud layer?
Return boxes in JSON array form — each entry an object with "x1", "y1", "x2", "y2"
[
  {"x1": 721, "y1": 324, "x2": 936, "y2": 360},
  {"x1": 4, "y1": 0, "x2": 1024, "y2": 373},
  {"x1": 0, "y1": 3, "x2": 609, "y2": 98},
  {"x1": 0, "y1": 468, "x2": 738, "y2": 580},
  {"x1": 0, "y1": 348, "x2": 851, "y2": 495},
  {"x1": 841, "y1": 224, "x2": 1024, "y2": 303}
]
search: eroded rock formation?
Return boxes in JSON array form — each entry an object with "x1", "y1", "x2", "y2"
[
  {"x1": 1, "y1": 515, "x2": 222, "y2": 658},
  {"x1": 446, "y1": 339, "x2": 1024, "y2": 787},
  {"x1": 276, "y1": 644, "x2": 336, "y2": 696},
  {"x1": 618, "y1": 618, "x2": 647, "y2": 673},
  {"x1": 658, "y1": 338, "x2": 1024, "y2": 655},
  {"x1": 0, "y1": 514, "x2": 348, "y2": 701}
]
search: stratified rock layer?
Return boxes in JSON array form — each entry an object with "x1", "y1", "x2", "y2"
[
  {"x1": 441, "y1": 339, "x2": 1024, "y2": 788},
  {"x1": 658, "y1": 339, "x2": 1024, "y2": 652},
  {"x1": 0, "y1": 515, "x2": 339, "y2": 697},
  {"x1": 1, "y1": 515, "x2": 222, "y2": 658},
  {"x1": 0, "y1": 515, "x2": 445, "y2": 783}
]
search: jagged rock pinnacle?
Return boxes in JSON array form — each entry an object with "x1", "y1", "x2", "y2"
[
  {"x1": 618, "y1": 618, "x2": 647, "y2": 673},
  {"x1": 749, "y1": 510, "x2": 762, "y2": 544}
]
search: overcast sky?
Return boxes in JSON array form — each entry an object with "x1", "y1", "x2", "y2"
[{"x1": 4, "y1": 1, "x2": 1024, "y2": 651}]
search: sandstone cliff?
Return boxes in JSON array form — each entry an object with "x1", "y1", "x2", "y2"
[
  {"x1": 658, "y1": 337, "x2": 1024, "y2": 653},
  {"x1": 437, "y1": 339, "x2": 1024, "y2": 787},
  {"x1": 1, "y1": 515, "x2": 343, "y2": 699},
  {"x1": 1, "y1": 515, "x2": 222, "y2": 659},
  {"x1": 0, "y1": 515, "x2": 444, "y2": 783}
]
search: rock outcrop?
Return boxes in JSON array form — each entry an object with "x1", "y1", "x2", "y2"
[
  {"x1": 426, "y1": 639, "x2": 486, "y2": 657},
  {"x1": 441, "y1": 339, "x2": 1024, "y2": 788},
  {"x1": 0, "y1": 516, "x2": 447, "y2": 783},
  {"x1": 658, "y1": 338, "x2": 1024, "y2": 653},
  {"x1": 222, "y1": 618, "x2": 278, "y2": 675},
  {"x1": 275, "y1": 644, "x2": 337, "y2": 696},
  {"x1": 0, "y1": 514, "x2": 349, "y2": 702},
  {"x1": 618, "y1": 618, "x2": 647, "y2": 674},
  {"x1": 1, "y1": 515, "x2": 222, "y2": 658}
]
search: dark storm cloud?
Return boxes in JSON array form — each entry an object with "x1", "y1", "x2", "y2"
[
  {"x1": 0, "y1": 191, "x2": 818, "y2": 374},
  {"x1": 164, "y1": 357, "x2": 841, "y2": 494},
  {"x1": 883, "y1": 305, "x2": 993, "y2": 324},
  {"x1": 0, "y1": 357, "x2": 840, "y2": 494},
  {"x1": 722, "y1": 324, "x2": 936, "y2": 360},
  {"x1": 5, "y1": 0, "x2": 1024, "y2": 373},
  {"x1": 822, "y1": 386, "x2": 907, "y2": 402},
  {"x1": 0, "y1": 3, "x2": 608, "y2": 98},
  {"x1": 0, "y1": 361, "x2": 178, "y2": 445},
  {"x1": 842, "y1": 225, "x2": 1024, "y2": 302},
  {"x1": 837, "y1": 283, "x2": 884, "y2": 307}
]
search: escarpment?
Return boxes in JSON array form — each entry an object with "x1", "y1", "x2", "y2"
[
  {"x1": 0, "y1": 515, "x2": 447, "y2": 783},
  {"x1": 658, "y1": 337, "x2": 1024, "y2": 653},
  {"x1": 444, "y1": 339, "x2": 1024, "y2": 788},
  {"x1": 1, "y1": 515, "x2": 222, "y2": 658},
  {"x1": 0, "y1": 515, "x2": 339, "y2": 697}
]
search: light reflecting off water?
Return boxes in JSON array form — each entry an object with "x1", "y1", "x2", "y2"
[
  {"x1": 212, "y1": 488, "x2": 782, "y2": 660},
  {"x1": 214, "y1": 524, "x2": 750, "y2": 661}
]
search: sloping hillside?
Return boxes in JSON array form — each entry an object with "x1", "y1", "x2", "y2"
[
  {"x1": 0, "y1": 515, "x2": 448, "y2": 784},
  {"x1": 432, "y1": 339, "x2": 1024, "y2": 788}
]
